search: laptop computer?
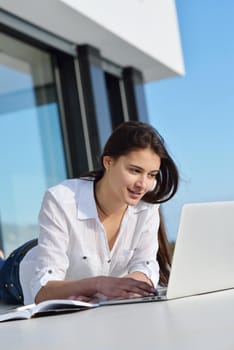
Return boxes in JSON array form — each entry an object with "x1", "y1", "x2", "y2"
[{"x1": 101, "y1": 201, "x2": 234, "y2": 305}]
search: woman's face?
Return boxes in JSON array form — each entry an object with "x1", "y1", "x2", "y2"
[{"x1": 103, "y1": 148, "x2": 161, "y2": 206}]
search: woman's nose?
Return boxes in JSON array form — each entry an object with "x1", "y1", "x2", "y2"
[{"x1": 135, "y1": 175, "x2": 147, "y2": 188}]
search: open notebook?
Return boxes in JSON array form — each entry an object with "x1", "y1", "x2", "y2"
[{"x1": 102, "y1": 201, "x2": 234, "y2": 305}]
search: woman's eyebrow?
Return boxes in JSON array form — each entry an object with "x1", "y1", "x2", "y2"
[
  {"x1": 129, "y1": 164, "x2": 142, "y2": 169},
  {"x1": 129, "y1": 164, "x2": 160, "y2": 173},
  {"x1": 129, "y1": 164, "x2": 145, "y2": 171}
]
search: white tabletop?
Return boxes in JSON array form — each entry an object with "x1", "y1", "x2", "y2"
[{"x1": 1, "y1": 289, "x2": 234, "y2": 350}]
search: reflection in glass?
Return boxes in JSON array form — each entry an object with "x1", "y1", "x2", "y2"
[
  {"x1": 0, "y1": 33, "x2": 67, "y2": 254},
  {"x1": 134, "y1": 83, "x2": 148, "y2": 123},
  {"x1": 90, "y1": 64, "x2": 112, "y2": 150}
]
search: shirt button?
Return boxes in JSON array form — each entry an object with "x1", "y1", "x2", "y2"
[
  {"x1": 82, "y1": 256, "x2": 87, "y2": 259},
  {"x1": 146, "y1": 261, "x2": 150, "y2": 265},
  {"x1": 48, "y1": 270, "x2": 52, "y2": 274},
  {"x1": 107, "y1": 259, "x2": 111, "y2": 263}
]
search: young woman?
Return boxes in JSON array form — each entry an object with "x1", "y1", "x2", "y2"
[{"x1": 0, "y1": 121, "x2": 179, "y2": 305}]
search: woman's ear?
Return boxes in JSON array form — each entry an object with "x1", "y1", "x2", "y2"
[{"x1": 103, "y1": 156, "x2": 112, "y2": 170}]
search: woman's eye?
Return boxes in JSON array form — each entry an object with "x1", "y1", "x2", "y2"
[
  {"x1": 130, "y1": 168, "x2": 140, "y2": 174},
  {"x1": 148, "y1": 173, "x2": 158, "y2": 179}
]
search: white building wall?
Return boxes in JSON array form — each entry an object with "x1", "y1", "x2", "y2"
[{"x1": 0, "y1": 0, "x2": 185, "y2": 81}]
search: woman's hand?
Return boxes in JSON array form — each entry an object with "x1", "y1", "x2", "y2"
[
  {"x1": 93, "y1": 276, "x2": 156, "y2": 300},
  {"x1": 125, "y1": 271, "x2": 153, "y2": 286},
  {"x1": 35, "y1": 275, "x2": 157, "y2": 304}
]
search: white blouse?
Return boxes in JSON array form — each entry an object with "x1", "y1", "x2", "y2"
[{"x1": 20, "y1": 179, "x2": 160, "y2": 305}]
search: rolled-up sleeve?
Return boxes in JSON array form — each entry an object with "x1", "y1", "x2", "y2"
[
  {"x1": 127, "y1": 206, "x2": 160, "y2": 287},
  {"x1": 30, "y1": 190, "x2": 70, "y2": 300}
]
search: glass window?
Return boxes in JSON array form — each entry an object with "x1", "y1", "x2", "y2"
[
  {"x1": 0, "y1": 33, "x2": 67, "y2": 254},
  {"x1": 90, "y1": 65, "x2": 112, "y2": 150},
  {"x1": 105, "y1": 72, "x2": 125, "y2": 129}
]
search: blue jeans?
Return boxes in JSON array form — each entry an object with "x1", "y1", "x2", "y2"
[
  {"x1": 0, "y1": 239, "x2": 38, "y2": 305},
  {"x1": 0, "y1": 258, "x2": 4, "y2": 270}
]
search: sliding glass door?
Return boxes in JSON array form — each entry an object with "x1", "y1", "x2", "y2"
[{"x1": 0, "y1": 33, "x2": 67, "y2": 254}]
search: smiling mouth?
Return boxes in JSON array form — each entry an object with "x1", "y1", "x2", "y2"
[{"x1": 128, "y1": 188, "x2": 144, "y2": 197}]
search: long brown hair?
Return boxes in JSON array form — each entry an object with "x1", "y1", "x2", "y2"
[
  {"x1": 157, "y1": 210, "x2": 172, "y2": 286},
  {"x1": 82, "y1": 121, "x2": 179, "y2": 204}
]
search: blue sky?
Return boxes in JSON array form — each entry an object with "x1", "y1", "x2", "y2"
[{"x1": 145, "y1": 0, "x2": 234, "y2": 240}]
